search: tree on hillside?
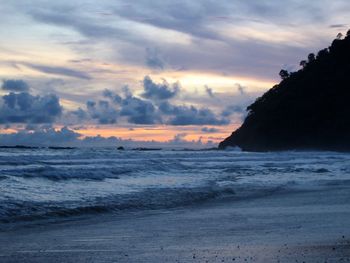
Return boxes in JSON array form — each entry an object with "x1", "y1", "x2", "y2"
[
  {"x1": 307, "y1": 53, "x2": 315, "y2": 63},
  {"x1": 279, "y1": 69, "x2": 289, "y2": 80},
  {"x1": 336, "y1": 33, "x2": 343, "y2": 40},
  {"x1": 300, "y1": 60, "x2": 307, "y2": 68}
]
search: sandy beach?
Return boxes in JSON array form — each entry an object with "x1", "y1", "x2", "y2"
[{"x1": 1, "y1": 184, "x2": 350, "y2": 263}]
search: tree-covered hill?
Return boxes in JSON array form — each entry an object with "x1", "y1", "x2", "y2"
[{"x1": 219, "y1": 31, "x2": 350, "y2": 151}]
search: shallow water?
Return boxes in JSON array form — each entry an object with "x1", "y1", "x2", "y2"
[{"x1": 0, "y1": 148, "x2": 349, "y2": 223}]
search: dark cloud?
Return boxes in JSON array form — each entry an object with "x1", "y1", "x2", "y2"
[
  {"x1": 71, "y1": 107, "x2": 87, "y2": 120},
  {"x1": 113, "y1": 1, "x2": 232, "y2": 41},
  {"x1": 86, "y1": 100, "x2": 118, "y2": 124},
  {"x1": 21, "y1": 62, "x2": 91, "y2": 80},
  {"x1": 0, "y1": 127, "x2": 79, "y2": 146},
  {"x1": 0, "y1": 76, "x2": 242, "y2": 128},
  {"x1": 73, "y1": 76, "x2": 228, "y2": 126},
  {"x1": 122, "y1": 85, "x2": 133, "y2": 98},
  {"x1": 205, "y1": 85, "x2": 214, "y2": 98},
  {"x1": 69, "y1": 58, "x2": 93, "y2": 63},
  {"x1": 236, "y1": 83, "x2": 246, "y2": 95},
  {"x1": 201, "y1": 127, "x2": 219, "y2": 133},
  {"x1": 77, "y1": 81, "x2": 163, "y2": 125},
  {"x1": 145, "y1": 48, "x2": 165, "y2": 70},
  {"x1": 329, "y1": 24, "x2": 347, "y2": 29},
  {"x1": 221, "y1": 105, "x2": 245, "y2": 117},
  {"x1": 0, "y1": 76, "x2": 250, "y2": 128},
  {"x1": 112, "y1": 1, "x2": 343, "y2": 44},
  {"x1": 0, "y1": 92, "x2": 62, "y2": 124},
  {"x1": 103, "y1": 89, "x2": 122, "y2": 104},
  {"x1": 2, "y1": 79, "x2": 29, "y2": 92},
  {"x1": 120, "y1": 95, "x2": 162, "y2": 124},
  {"x1": 141, "y1": 76, "x2": 179, "y2": 101},
  {"x1": 25, "y1": 124, "x2": 39, "y2": 131},
  {"x1": 159, "y1": 101, "x2": 229, "y2": 126},
  {"x1": 29, "y1": 7, "x2": 136, "y2": 43}
]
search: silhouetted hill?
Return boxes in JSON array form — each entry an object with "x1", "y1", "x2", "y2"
[{"x1": 219, "y1": 31, "x2": 350, "y2": 151}]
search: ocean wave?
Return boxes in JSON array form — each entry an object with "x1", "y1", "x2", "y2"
[
  {"x1": 1, "y1": 149, "x2": 349, "y2": 226},
  {"x1": 0, "y1": 180, "x2": 302, "y2": 225},
  {"x1": 0, "y1": 185, "x2": 238, "y2": 224},
  {"x1": 3, "y1": 166, "x2": 132, "y2": 181},
  {"x1": 0, "y1": 175, "x2": 8, "y2": 181}
]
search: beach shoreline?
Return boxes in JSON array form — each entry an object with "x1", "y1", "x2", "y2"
[{"x1": 1, "y1": 186, "x2": 350, "y2": 262}]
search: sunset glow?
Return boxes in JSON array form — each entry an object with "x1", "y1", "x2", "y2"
[{"x1": 0, "y1": 1, "x2": 347, "y2": 147}]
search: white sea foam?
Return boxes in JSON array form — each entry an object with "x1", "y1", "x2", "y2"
[{"x1": 0, "y1": 148, "x2": 349, "y2": 223}]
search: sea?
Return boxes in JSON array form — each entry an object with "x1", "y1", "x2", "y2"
[{"x1": 0, "y1": 147, "x2": 349, "y2": 226}]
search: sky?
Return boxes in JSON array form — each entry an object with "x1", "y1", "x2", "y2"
[{"x1": 0, "y1": 0, "x2": 348, "y2": 147}]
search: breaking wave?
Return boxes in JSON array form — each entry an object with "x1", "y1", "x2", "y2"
[{"x1": 0, "y1": 148, "x2": 349, "y2": 225}]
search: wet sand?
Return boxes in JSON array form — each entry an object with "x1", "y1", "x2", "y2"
[{"x1": 1, "y1": 186, "x2": 350, "y2": 262}]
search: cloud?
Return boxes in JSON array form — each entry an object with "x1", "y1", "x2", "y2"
[
  {"x1": 120, "y1": 95, "x2": 162, "y2": 124},
  {"x1": 0, "y1": 127, "x2": 79, "y2": 146},
  {"x1": 141, "y1": 76, "x2": 180, "y2": 101},
  {"x1": 159, "y1": 101, "x2": 229, "y2": 126},
  {"x1": 172, "y1": 133, "x2": 188, "y2": 142},
  {"x1": 205, "y1": 85, "x2": 214, "y2": 98},
  {"x1": 77, "y1": 82, "x2": 163, "y2": 125},
  {"x1": 0, "y1": 75, "x2": 251, "y2": 129},
  {"x1": 221, "y1": 105, "x2": 245, "y2": 117},
  {"x1": 13, "y1": 0, "x2": 348, "y2": 84},
  {"x1": 4, "y1": 126, "x2": 81, "y2": 146},
  {"x1": 1, "y1": 79, "x2": 29, "y2": 92},
  {"x1": 102, "y1": 89, "x2": 122, "y2": 104},
  {"x1": 71, "y1": 107, "x2": 87, "y2": 120},
  {"x1": 329, "y1": 24, "x2": 347, "y2": 29},
  {"x1": 112, "y1": 1, "x2": 232, "y2": 41},
  {"x1": 236, "y1": 83, "x2": 246, "y2": 95},
  {"x1": 73, "y1": 76, "x2": 228, "y2": 126},
  {"x1": 145, "y1": 48, "x2": 165, "y2": 70},
  {"x1": 0, "y1": 76, "x2": 240, "y2": 128},
  {"x1": 21, "y1": 63, "x2": 91, "y2": 80},
  {"x1": 0, "y1": 126, "x2": 215, "y2": 148},
  {"x1": 201, "y1": 127, "x2": 219, "y2": 133},
  {"x1": 29, "y1": 6, "x2": 137, "y2": 43},
  {"x1": 0, "y1": 92, "x2": 62, "y2": 124},
  {"x1": 86, "y1": 100, "x2": 118, "y2": 124}
]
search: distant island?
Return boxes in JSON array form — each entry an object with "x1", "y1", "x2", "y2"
[{"x1": 220, "y1": 30, "x2": 350, "y2": 151}]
